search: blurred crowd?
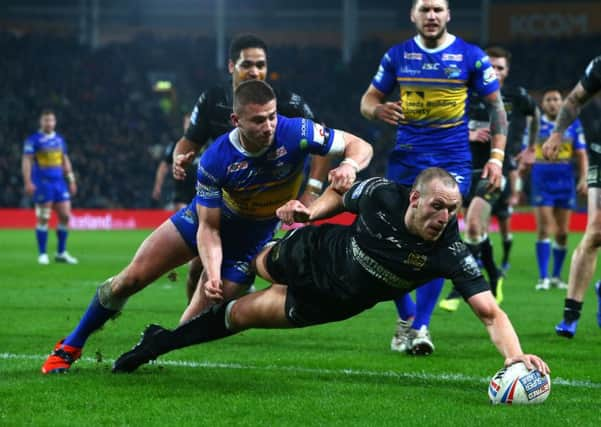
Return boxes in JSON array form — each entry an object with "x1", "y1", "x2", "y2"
[{"x1": 1, "y1": 31, "x2": 599, "y2": 208}]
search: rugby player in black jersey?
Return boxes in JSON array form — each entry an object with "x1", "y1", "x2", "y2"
[
  {"x1": 171, "y1": 34, "x2": 330, "y2": 306},
  {"x1": 543, "y1": 56, "x2": 601, "y2": 338},
  {"x1": 113, "y1": 167, "x2": 549, "y2": 377},
  {"x1": 439, "y1": 46, "x2": 540, "y2": 312}
]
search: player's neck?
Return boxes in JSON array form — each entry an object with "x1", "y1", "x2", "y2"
[
  {"x1": 39, "y1": 129, "x2": 55, "y2": 136},
  {"x1": 416, "y1": 31, "x2": 450, "y2": 50}
]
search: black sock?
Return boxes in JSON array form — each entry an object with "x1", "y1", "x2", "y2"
[
  {"x1": 502, "y1": 236, "x2": 513, "y2": 265},
  {"x1": 154, "y1": 303, "x2": 235, "y2": 355},
  {"x1": 480, "y1": 237, "x2": 499, "y2": 296},
  {"x1": 563, "y1": 298, "x2": 583, "y2": 323},
  {"x1": 446, "y1": 288, "x2": 461, "y2": 300}
]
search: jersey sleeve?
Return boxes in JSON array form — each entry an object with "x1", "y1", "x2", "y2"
[
  {"x1": 443, "y1": 240, "x2": 490, "y2": 299},
  {"x1": 342, "y1": 177, "x2": 391, "y2": 214},
  {"x1": 580, "y1": 56, "x2": 601, "y2": 94},
  {"x1": 162, "y1": 142, "x2": 175, "y2": 164},
  {"x1": 572, "y1": 119, "x2": 587, "y2": 151},
  {"x1": 293, "y1": 117, "x2": 345, "y2": 157},
  {"x1": 185, "y1": 90, "x2": 212, "y2": 146},
  {"x1": 371, "y1": 47, "x2": 398, "y2": 95},
  {"x1": 195, "y1": 147, "x2": 224, "y2": 208},
  {"x1": 468, "y1": 46, "x2": 500, "y2": 97},
  {"x1": 23, "y1": 136, "x2": 35, "y2": 155}
]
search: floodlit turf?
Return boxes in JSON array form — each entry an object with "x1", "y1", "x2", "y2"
[{"x1": 1, "y1": 229, "x2": 601, "y2": 426}]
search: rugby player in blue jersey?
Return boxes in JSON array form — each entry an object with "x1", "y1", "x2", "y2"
[
  {"x1": 21, "y1": 109, "x2": 78, "y2": 265},
  {"x1": 41, "y1": 80, "x2": 373, "y2": 374},
  {"x1": 360, "y1": 0, "x2": 507, "y2": 355},
  {"x1": 529, "y1": 89, "x2": 587, "y2": 291},
  {"x1": 542, "y1": 56, "x2": 601, "y2": 338}
]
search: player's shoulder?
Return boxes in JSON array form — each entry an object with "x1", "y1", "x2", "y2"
[{"x1": 349, "y1": 177, "x2": 401, "y2": 201}]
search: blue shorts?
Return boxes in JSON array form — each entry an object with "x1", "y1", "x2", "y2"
[
  {"x1": 386, "y1": 153, "x2": 471, "y2": 197},
  {"x1": 531, "y1": 166, "x2": 575, "y2": 209},
  {"x1": 33, "y1": 178, "x2": 70, "y2": 204},
  {"x1": 170, "y1": 203, "x2": 279, "y2": 286}
]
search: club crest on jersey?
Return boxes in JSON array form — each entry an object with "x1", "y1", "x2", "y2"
[
  {"x1": 404, "y1": 52, "x2": 423, "y2": 60},
  {"x1": 444, "y1": 64, "x2": 461, "y2": 78},
  {"x1": 442, "y1": 53, "x2": 463, "y2": 62},
  {"x1": 483, "y1": 66, "x2": 498, "y2": 85},
  {"x1": 227, "y1": 160, "x2": 249, "y2": 174},
  {"x1": 267, "y1": 146, "x2": 287, "y2": 161},
  {"x1": 403, "y1": 252, "x2": 427, "y2": 269}
]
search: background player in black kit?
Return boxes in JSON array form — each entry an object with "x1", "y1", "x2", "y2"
[
  {"x1": 113, "y1": 167, "x2": 549, "y2": 377},
  {"x1": 170, "y1": 34, "x2": 330, "y2": 302},
  {"x1": 543, "y1": 56, "x2": 601, "y2": 338},
  {"x1": 439, "y1": 46, "x2": 540, "y2": 312}
]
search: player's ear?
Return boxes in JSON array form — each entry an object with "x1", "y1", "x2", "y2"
[
  {"x1": 231, "y1": 113, "x2": 239, "y2": 127},
  {"x1": 409, "y1": 190, "x2": 420, "y2": 207},
  {"x1": 228, "y1": 60, "x2": 235, "y2": 74}
]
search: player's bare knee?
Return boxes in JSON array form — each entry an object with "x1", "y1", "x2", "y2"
[
  {"x1": 35, "y1": 206, "x2": 51, "y2": 226},
  {"x1": 98, "y1": 277, "x2": 128, "y2": 312},
  {"x1": 112, "y1": 264, "x2": 150, "y2": 295},
  {"x1": 225, "y1": 300, "x2": 247, "y2": 331}
]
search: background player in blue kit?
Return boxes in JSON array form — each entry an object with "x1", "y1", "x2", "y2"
[
  {"x1": 41, "y1": 80, "x2": 373, "y2": 374},
  {"x1": 530, "y1": 88, "x2": 587, "y2": 291},
  {"x1": 360, "y1": 0, "x2": 507, "y2": 355},
  {"x1": 21, "y1": 109, "x2": 78, "y2": 265}
]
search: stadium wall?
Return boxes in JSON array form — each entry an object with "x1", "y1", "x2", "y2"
[{"x1": 0, "y1": 209, "x2": 588, "y2": 231}]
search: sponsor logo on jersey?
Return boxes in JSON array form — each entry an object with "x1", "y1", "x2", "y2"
[
  {"x1": 300, "y1": 118, "x2": 308, "y2": 137},
  {"x1": 404, "y1": 52, "x2": 423, "y2": 60},
  {"x1": 400, "y1": 66, "x2": 421, "y2": 76},
  {"x1": 448, "y1": 241, "x2": 466, "y2": 255},
  {"x1": 422, "y1": 63, "x2": 440, "y2": 70},
  {"x1": 374, "y1": 65, "x2": 385, "y2": 83},
  {"x1": 227, "y1": 160, "x2": 249, "y2": 174},
  {"x1": 403, "y1": 252, "x2": 428, "y2": 269},
  {"x1": 267, "y1": 146, "x2": 288, "y2": 161},
  {"x1": 442, "y1": 53, "x2": 463, "y2": 62},
  {"x1": 444, "y1": 64, "x2": 462, "y2": 78},
  {"x1": 312, "y1": 123, "x2": 326, "y2": 144},
  {"x1": 196, "y1": 182, "x2": 220, "y2": 199},
  {"x1": 461, "y1": 255, "x2": 480, "y2": 277}
]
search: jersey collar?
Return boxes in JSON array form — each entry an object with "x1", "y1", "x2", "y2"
[
  {"x1": 413, "y1": 33, "x2": 456, "y2": 54},
  {"x1": 228, "y1": 128, "x2": 271, "y2": 157}
]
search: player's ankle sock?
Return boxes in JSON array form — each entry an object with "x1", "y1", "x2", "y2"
[
  {"x1": 36, "y1": 225, "x2": 48, "y2": 254},
  {"x1": 394, "y1": 294, "x2": 416, "y2": 321},
  {"x1": 57, "y1": 224, "x2": 68, "y2": 254},
  {"x1": 502, "y1": 234, "x2": 513, "y2": 266},
  {"x1": 64, "y1": 290, "x2": 118, "y2": 348},
  {"x1": 153, "y1": 303, "x2": 235, "y2": 354},
  {"x1": 535, "y1": 239, "x2": 551, "y2": 280},
  {"x1": 563, "y1": 298, "x2": 583, "y2": 323},
  {"x1": 445, "y1": 288, "x2": 461, "y2": 300},
  {"x1": 552, "y1": 243, "x2": 567, "y2": 279},
  {"x1": 480, "y1": 236, "x2": 499, "y2": 295},
  {"x1": 413, "y1": 278, "x2": 444, "y2": 328}
]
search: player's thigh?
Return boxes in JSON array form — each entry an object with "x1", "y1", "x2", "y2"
[
  {"x1": 466, "y1": 196, "x2": 492, "y2": 232},
  {"x1": 115, "y1": 220, "x2": 195, "y2": 295},
  {"x1": 228, "y1": 284, "x2": 290, "y2": 330}
]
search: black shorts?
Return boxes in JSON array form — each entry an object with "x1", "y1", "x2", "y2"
[
  {"x1": 491, "y1": 182, "x2": 512, "y2": 220},
  {"x1": 266, "y1": 226, "x2": 382, "y2": 327},
  {"x1": 463, "y1": 170, "x2": 502, "y2": 208},
  {"x1": 587, "y1": 143, "x2": 601, "y2": 188}
]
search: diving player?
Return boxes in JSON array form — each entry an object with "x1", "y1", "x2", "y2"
[
  {"x1": 21, "y1": 109, "x2": 78, "y2": 265},
  {"x1": 360, "y1": 0, "x2": 507, "y2": 354},
  {"x1": 439, "y1": 46, "x2": 540, "y2": 311},
  {"x1": 530, "y1": 89, "x2": 587, "y2": 291},
  {"x1": 112, "y1": 168, "x2": 549, "y2": 381},
  {"x1": 40, "y1": 80, "x2": 373, "y2": 374}
]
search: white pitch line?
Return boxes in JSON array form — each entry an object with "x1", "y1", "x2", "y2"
[{"x1": 1, "y1": 352, "x2": 600, "y2": 390}]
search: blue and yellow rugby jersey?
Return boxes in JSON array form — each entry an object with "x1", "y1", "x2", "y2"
[
  {"x1": 23, "y1": 131, "x2": 68, "y2": 181},
  {"x1": 195, "y1": 114, "x2": 344, "y2": 221},
  {"x1": 532, "y1": 114, "x2": 586, "y2": 177},
  {"x1": 371, "y1": 35, "x2": 499, "y2": 158}
]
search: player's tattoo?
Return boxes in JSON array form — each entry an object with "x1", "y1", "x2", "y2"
[
  {"x1": 554, "y1": 83, "x2": 591, "y2": 134},
  {"x1": 527, "y1": 107, "x2": 540, "y2": 148},
  {"x1": 485, "y1": 94, "x2": 508, "y2": 137}
]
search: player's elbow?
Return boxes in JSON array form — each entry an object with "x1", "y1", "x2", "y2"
[{"x1": 469, "y1": 292, "x2": 501, "y2": 326}]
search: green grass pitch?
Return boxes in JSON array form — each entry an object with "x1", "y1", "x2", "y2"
[{"x1": 1, "y1": 229, "x2": 600, "y2": 426}]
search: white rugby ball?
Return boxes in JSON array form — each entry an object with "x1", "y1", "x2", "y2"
[{"x1": 488, "y1": 362, "x2": 551, "y2": 405}]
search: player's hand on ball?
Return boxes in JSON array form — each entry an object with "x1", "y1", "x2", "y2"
[
  {"x1": 203, "y1": 279, "x2": 224, "y2": 304},
  {"x1": 276, "y1": 200, "x2": 310, "y2": 225},
  {"x1": 504, "y1": 354, "x2": 550, "y2": 376},
  {"x1": 173, "y1": 151, "x2": 195, "y2": 180}
]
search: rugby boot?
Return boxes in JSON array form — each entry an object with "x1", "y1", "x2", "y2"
[
  {"x1": 41, "y1": 339, "x2": 82, "y2": 374},
  {"x1": 112, "y1": 324, "x2": 167, "y2": 373}
]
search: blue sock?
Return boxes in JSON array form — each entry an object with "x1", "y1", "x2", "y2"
[
  {"x1": 413, "y1": 278, "x2": 444, "y2": 329},
  {"x1": 535, "y1": 240, "x2": 551, "y2": 280},
  {"x1": 394, "y1": 294, "x2": 416, "y2": 321},
  {"x1": 552, "y1": 244, "x2": 567, "y2": 279},
  {"x1": 57, "y1": 224, "x2": 68, "y2": 254},
  {"x1": 36, "y1": 225, "x2": 48, "y2": 254},
  {"x1": 64, "y1": 290, "x2": 117, "y2": 348}
]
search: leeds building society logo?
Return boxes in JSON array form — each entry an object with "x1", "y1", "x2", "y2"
[{"x1": 403, "y1": 252, "x2": 428, "y2": 269}]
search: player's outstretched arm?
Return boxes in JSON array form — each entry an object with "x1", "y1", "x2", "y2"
[
  {"x1": 327, "y1": 132, "x2": 373, "y2": 193},
  {"x1": 466, "y1": 291, "x2": 550, "y2": 375},
  {"x1": 196, "y1": 204, "x2": 224, "y2": 304},
  {"x1": 276, "y1": 186, "x2": 345, "y2": 225}
]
